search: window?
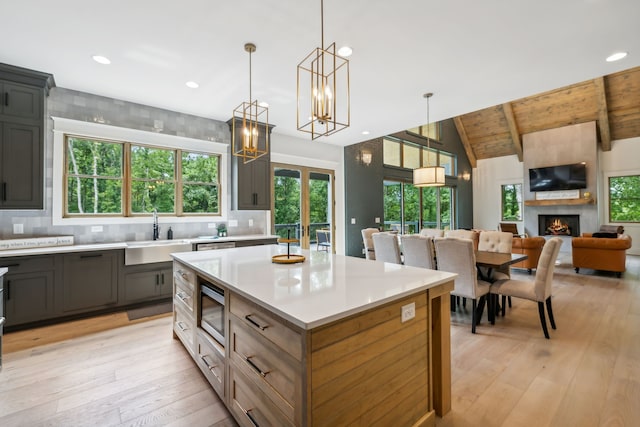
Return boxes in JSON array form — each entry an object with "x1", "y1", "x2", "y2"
[
  {"x1": 383, "y1": 138, "x2": 401, "y2": 167},
  {"x1": 66, "y1": 137, "x2": 123, "y2": 215},
  {"x1": 384, "y1": 180, "x2": 454, "y2": 232},
  {"x1": 501, "y1": 183, "x2": 523, "y2": 221},
  {"x1": 64, "y1": 135, "x2": 221, "y2": 217},
  {"x1": 408, "y1": 122, "x2": 441, "y2": 141},
  {"x1": 609, "y1": 175, "x2": 640, "y2": 222},
  {"x1": 383, "y1": 136, "x2": 456, "y2": 177}
]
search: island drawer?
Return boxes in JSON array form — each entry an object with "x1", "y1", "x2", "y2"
[
  {"x1": 173, "y1": 262, "x2": 196, "y2": 291},
  {"x1": 229, "y1": 363, "x2": 295, "y2": 427},
  {"x1": 173, "y1": 304, "x2": 195, "y2": 355},
  {"x1": 229, "y1": 317, "x2": 300, "y2": 419},
  {"x1": 229, "y1": 293, "x2": 303, "y2": 361},
  {"x1": 196, "y1": 329, "x2": 225, "y2": 399},
  {"x1": 174, "y1": 276, "x2": 195, "y2": 315}
]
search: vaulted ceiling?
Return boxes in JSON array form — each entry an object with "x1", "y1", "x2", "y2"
[{"x1": 453, "y1": 66, "x2": 640, "y2": 167}]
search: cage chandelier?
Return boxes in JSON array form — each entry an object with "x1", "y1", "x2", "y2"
[
  {"x1": 413, "y1": 93, "x2": 445, "y2": 187},
  {"x1": 296, "y1": 0, "x2": 350, "y2": 139},
  {"x1": 232, "y1": 42, "x2": 269, "y2": 163}
]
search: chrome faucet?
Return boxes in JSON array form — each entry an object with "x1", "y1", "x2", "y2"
[{"x1": 152, "y1": 208, "x2": 160, "y2": 240}]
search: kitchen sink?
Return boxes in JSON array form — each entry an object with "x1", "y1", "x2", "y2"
[{"x1": 125, "y1": 240, "x2": 192, "y2": 265}]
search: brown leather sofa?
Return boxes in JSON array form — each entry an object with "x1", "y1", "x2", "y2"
[
  {"x1": 572, "y1": 233, "x2": 632, "y2": 277},
  {"x1": 511, "y1": 236, "x2": 546, "y2": 274}
]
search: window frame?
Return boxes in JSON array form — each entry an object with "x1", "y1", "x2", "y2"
[
  {"x1": 501, "y1": 183, "x2": 523, "y2": 221},
  {"x1": 607, "y1": 173, "x2": 640, "y2": 223},
  {"x1": 52, "y1": 117, "x2": 227, "y2": 225},
  {"x1": 383, "y1": 136, "x2": 456, "y2": 177}
]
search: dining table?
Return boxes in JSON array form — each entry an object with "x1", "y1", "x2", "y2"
[{"x1": 474, "y1": 251, "x2": 529, "y2": 322}]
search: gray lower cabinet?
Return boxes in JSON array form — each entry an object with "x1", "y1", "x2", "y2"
[
  {"x1": 123, "y1": 262, "x2": 172, "y2": 303},
  {"x1": 1, "y1": 255, "x2": 56, "y2": 327},
  {"x1": 61, "y1": 251, "x2": 120, "y2": 313}
]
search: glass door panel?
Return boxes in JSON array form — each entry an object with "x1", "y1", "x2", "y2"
[
  {"x1": 421, "y1": 187, "x2": 438, "y2": 229},
  {"x1": 273, "y1": 167, "x2": 301, "y2": 246},
  {"x1": 439, "y1": 187, "x2": 453, "y2": 230},
  {"x1": 308, "y1": 172, "x2": 332, "y2": 250},
  {"x1": 383, "y1": 180, "x2": 402, "y2": 231},
  {"x1": 403, "y1": 183, "x2": 420, "y2": 234}
]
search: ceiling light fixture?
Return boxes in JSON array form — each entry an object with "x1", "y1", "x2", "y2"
[
  {"x1": 232, "y1": 43, "x2": 269, "y2": 164},
  {"x1": 297, "y1": 0, "x2": 350, "y2": 140},
  {"x1": 92, "y1": 55, "x2": 111, "y2": 65},
  {"x1": 606, "y1": 52, "x2": 628, "y2": 62},
  {"x1": 338, "y1": 46, "x2": 353, "y2": 57},
  {"x1": 185, "y1": 81, "x2": 199, "y2": 89},
  {"x1": 413, "y1": 93, "x2": 445, "y2": 187}
]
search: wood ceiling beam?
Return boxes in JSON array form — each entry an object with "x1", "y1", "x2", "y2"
[
  {"x1": 502, "y1": 102, "x2": 523, "y2": 162},
  {"x1": 593, "y1": 77, "x2": 612, "y2": 151},
  {"x1": 453, "y1": 116, "x2": 477, "y2": 168}
]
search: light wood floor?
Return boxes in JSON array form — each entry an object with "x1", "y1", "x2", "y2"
[{"x1": 1, "y1": 254, "x2": 639, "y2": 426}]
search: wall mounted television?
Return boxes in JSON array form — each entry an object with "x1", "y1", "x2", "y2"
[{"x1": 529, "y1": 163, "x2": 587, "y2": 192}]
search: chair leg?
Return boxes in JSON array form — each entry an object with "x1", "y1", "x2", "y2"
[
  {"x1": 508, "y1": 296, "x2": 512, "y2": 308},
  {"x1": 575, "y1": 267, "x2": 580, "y2": 273},
  {"x1": 489, "y1": 294, "x2": 495, "y2": 325},
  {"x1": 538, "y1": 301, "x2": 550, "y2": 339},
  {"x1": 546, "y1": 297, "x2": 556, "y2": 330},
  {"x1": 501, "y1": 295, "x2": 506, "y2": 317},
  {"x1": 472, "y1": 299, "x2": 477, "y2": 334},
  {"x1": 462, "y1": 297, "x2": 467, "y2": 309},
  {"x1": 450, "y1": 295, "x2": 456, "y2": 312}
]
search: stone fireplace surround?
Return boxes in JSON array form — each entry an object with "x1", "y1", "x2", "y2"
[{"x1": 522, "y1": 122, "x2": 598, "y2": 251}]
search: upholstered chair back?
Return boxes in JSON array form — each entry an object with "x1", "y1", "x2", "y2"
[
  {"x1": 444, "y1": 229, "x2": 479, "y2": 251},
  {"x1": 534, "y1": 237, "x2": 562, "y2": 301},
  {"x1": 478, "y1": 231, "x2": 513, "y2": 254},
  {"x1": 419, "y1": 228, "x2": 444, "y2": 238},
  {"x1": 435, "y1": 238, "x2": 480, "y2": 299},
  {"x1": 401, "y1": 235, "x2": 436, "y2": 269},
  {"x1": 361, "y1": 228, "x2": 379, "y2": 260},
  {"x1": 372, "y1": 232, "x2": 402, "y2": 264}
]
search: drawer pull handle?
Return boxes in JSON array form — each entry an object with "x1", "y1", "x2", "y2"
[
  {"x1": 176, "y1": 292, "x2": 190, "y2": 303},
  {"x1": 245, "y1": 314, "x2": 269, "y2": 331},
  {"x1": 2, "y1": 263, "x2": 20, "y2": 268},
  {"x1": 246, "y1": 409, "x2": 260, "y2": 427},
  {"x1": 200, "y1": 355, "x2": 221, "y2": 381},
  {"x1": 246, "y1": 356, "x2": 269, "y2": 377},
  {"x1": 176, "y1": 321, "x2": 189, "y2": 332},
  {"x1": 80, "y1": 253, "x2": 103, "y2": 259},
  {"x1": 177, "y1": 270, "x2": 189, "y2": 279}
]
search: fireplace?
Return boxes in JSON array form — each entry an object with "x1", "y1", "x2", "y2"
[{"x1": 538, "y1": 215, "x2": 580, "y2": 237}]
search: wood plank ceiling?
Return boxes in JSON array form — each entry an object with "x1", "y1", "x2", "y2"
[{"x1": 453, "y1": 66, "x2": 640, "y2": 167}]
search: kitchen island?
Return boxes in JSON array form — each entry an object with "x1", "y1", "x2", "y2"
[{"x1": 172, "y1": 245, "x2": 455, "y2": 427}]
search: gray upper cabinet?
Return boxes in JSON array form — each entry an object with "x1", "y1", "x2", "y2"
[
  {"x1": 228, "y1": 118, "x2": 275, "y2": 210},
  {"x1": 61, "y1": 251, "x2": 120, "y2": 313},
  {"x1": 0, "y1": 63, "x2": 54, "y2": 210}
]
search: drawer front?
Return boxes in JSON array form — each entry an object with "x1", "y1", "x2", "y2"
[
  {"x1": 196, "y1": 330, "x2": 225, "y2": 398},
  {"x1": 0, "y1": 255, "x2": 55, "y2": 273},
  {"x1": 173, "y1": 304, "x2": 195, "y2": 355},
  {"x1": 229, "y1": 293, "x2": 302, "y2": 361},
  {"x1": 230, "y1": 317, "x2": 299, "y2": 418},
  {"x1": 229, "y1": 364, "x2": 294, "y2": 427},
  {"x1": 173, "y1": 262, "x2": 196, "y2": 290},
  {"x1": 174, "y1": 277, "x2": 195, "y2": 315}
]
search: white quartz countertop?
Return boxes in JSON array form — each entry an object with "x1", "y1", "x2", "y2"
[
  {"x1": 172, "y1": 245, "x2": 457, "y2": 330},
  {"x1": 0, "y1": 234, "x2": 278, "y2": 258}
]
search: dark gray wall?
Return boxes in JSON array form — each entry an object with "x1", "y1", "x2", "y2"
[{"x1": 343, "y1": 118, "x2": 473, "y2": 257}]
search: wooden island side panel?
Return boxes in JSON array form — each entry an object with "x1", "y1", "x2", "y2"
[{"x1": 308, "y1": 293, "x2": 434, "y2": 427}]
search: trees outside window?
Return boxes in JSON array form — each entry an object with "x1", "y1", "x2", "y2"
[
  {"x1": 609, "y1": 175, "x2": 640, "y2": 222},
  {"x1": 501, "y1": 183, "x2": 523, "y2": 221}
]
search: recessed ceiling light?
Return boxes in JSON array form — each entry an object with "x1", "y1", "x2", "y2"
[
  {"x1": 258, "y1": 101, "x2": 269, "y2": 108},
  {"x1": 606, "y1": 52, "x2": 627, "y2": 62},
  {"x1": 92, "y1": 55, "x2": 111, "y2": 65},
  {"x1": 362, "y1": 131, "x2": 370, "y2": 135},
  {"x1": 338, "y1": 46, "x2": 353, "y2": 57},
  {"x1": 185, "y1": 81, "x2": 199, "y2": 89}
]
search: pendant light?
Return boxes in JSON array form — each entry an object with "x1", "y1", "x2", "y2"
[
  {"x1": 232, "y1": 43, "x2": 269, "y2": 164},
  {"x1": 297, "y1": 0, "x2": 350, "y2": 139},
  {"x1": 413, "y1": 93, "x2": 445, "y2": 187}
]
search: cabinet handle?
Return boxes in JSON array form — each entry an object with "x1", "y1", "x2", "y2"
[
  {"x1": 2, "y1": 183, "x2": 6, "y2": 201},
  {"x1": 2, "y1": 263, "x2": 20, "y2": 268},
  {"x1": 200, "y1": 354, "x2": 221, "y2": 381},
  {"x1": 245, "y1": 314, "x2": 269, "y2": 331},
  {"x1": 161, "y1": 273, "x2": 165, "y2": 285},
  {"x1": 6, "y1": 280, "x2": 10, "y2": 300},
  {"x1": 4, "y1": 92, "x2": 8, "y2": 106},
  {"x1": 245, "y1": 355, "x2": 270, "y2": 377},
  {"x1": 253, "y1": 193, "x2": 258, "y2": 205},
  {"x1": 155, "y1": 274, "x2": 159, "y2": 286},
  {"x1": 80, "y1": 253, "x2": 103, "y2": 259},
  {"x1": 176, "y1": 321, "x2": 188, "y2": 332},
  {"x1": 245, "y1": 409, "x2": 260, "y2": 427},
  {"x1": 176, "y1": 291, "x2": 189, "y2": 302},
  {"x1": 177, "y1": 270, "x2": 188, "y2": 279}
]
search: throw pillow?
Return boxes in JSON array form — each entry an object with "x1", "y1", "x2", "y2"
[{"x1": 592, "y1": 232, "x2": 618, "y2": 238}]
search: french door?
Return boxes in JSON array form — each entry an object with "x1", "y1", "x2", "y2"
[{"x1": 271, "y1": 163, "x2": 334, "y2": 250}]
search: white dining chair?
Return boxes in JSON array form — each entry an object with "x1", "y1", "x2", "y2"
[
  {"x1": 361, "y1": 228, "x2": 379, "y2": 260},
  {"x1": 489, "y1": 237, "x2": 562, "y2": 339},
  {"x1": 419, "y1": 228, "x2": 444, "y2": 238},
  {"x1": 401, "y1": 235, "x2": 435, "y2": 269},
  {"x1": 435, "y1": 238, "x2": 492, "y2": 333},
  {"x1": 372, "y1": 232, "x2": 402, "y2": 264},
  {"x1": 478, "y1": 230, "x2": 514, "y2": 281}
]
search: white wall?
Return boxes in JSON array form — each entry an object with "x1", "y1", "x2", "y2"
[
  {"x1": 270, "y1": 133, "x2": 345, "y2": 254},
  {"x1": 472, "y1": 155, "x2": 524, "y2": 232},
  {"x1": 473, "y1": 137, "x2": 640, "y2": 255}
]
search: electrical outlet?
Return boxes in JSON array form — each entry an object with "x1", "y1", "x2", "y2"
[
  {"x1": 375, "y1": 217, "x2": 381, "y2": 223},
  {"x1": 13, "y1": 223, "x2": 24, "y2": 234},
  {"x1": 401, "y1": 302, "x2": 416, "y2": 323},
  {"x1": 91, "y1": 225, "x2": 103, "y2": 232},
  {"x1": 351, "y1": 218, "x2": 356, "y2": 225},
  {"x1": 248, "y1": 219, "x2": 254, "y2": 226}
]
